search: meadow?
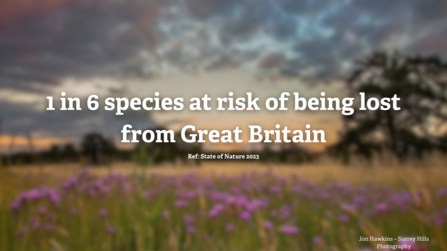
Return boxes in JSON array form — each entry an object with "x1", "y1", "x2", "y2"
[{"x1": 1, "y1": 155, "x2": 447, "y2": 251}]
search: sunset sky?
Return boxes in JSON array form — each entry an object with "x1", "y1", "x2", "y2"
[{"x1": 0, "y1": 0, "x2": 446, "y2": 152}]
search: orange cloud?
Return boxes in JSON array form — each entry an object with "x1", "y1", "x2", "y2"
[{"x1": 0, "y1": 135, "x2": 70, "y2": 152}]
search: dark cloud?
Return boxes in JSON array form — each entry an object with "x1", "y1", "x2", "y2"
[
  {"x1": 185, "y1": 0, "x2": 240, "y2": 20},
  {"x1": 0, "y1": 0, "x2": 158, "y2": 93},
  {"x1": 1, "y1": 0, "x2": 446, "y2": 91}
]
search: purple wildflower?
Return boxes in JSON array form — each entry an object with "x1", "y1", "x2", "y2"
[
  {"x1": 269, "y1": 185, "x2": 282, "y2": 193},
  {"x1": 186, "y1": 225, "x2": 196, "y2": 234},
  {"x1": 279, "y1": 225, "x2": 299, "y2": 235},
  {"x1": 23, "y1": 189, "x2": 41, "y2": 201},
  {"x1": 208, "y1": 204, "x2": 224, "y2": 218},
  {"x1": 264, "y1": 221, "x2": 273, "y2": 230},
  {"x1": 47, "y1": 190, "x2": 61, "y2": 204},
  {"x1": 174, "y1": 200, "x2": 188, "y2": 208},
  {"x1": 313, "y1": 235, "x2": 323, "y2": 245},
  {"x1": 70, "y1": 207, "x2": 78, "y2": 215},
  {"x1": 339, "y1": 214, "x2": 350, "y2": 222},
  {"x1": 20, "y1": 226, "x2": 30, "y2": 235},
  {"x1": 183, "y1": 215, "x2": 195, "y2": 224},
  {"x1": 10, "y1": 201, "x2": 21, "y2": 211},
  {"x1": 44, "y1": 224, "x2": 55, "y2": 231},
  {"x1": 31, "y1": 219, "x2": 40, "y2": 229},
  {"x1": 398, "y1": 239, "x2": 416, "y2": 251},
  {"x1": 240, "y1": 210, "x2": 252, "y2": 221},
  {"x1": 107, "y1": 226, "x2": 115, "y2": 235},
  {"x1": 437, "y1": 188, "x2": 447, "y2": 197},
  {"x1": 38, "y1": 207, "x2": 47, "y2": 215},
  {"x1": 225, "y1": 224, "x2": 234, "y2": 232},
  {"x1": 374, "y1": 202, "x2": 388, "y2": 213},
  {"x1": 99, "y1": 209, "x2": 108, "y2": 217},
  {"x1": 432, "y1": 215, "x2": 445, "y2": 226}
]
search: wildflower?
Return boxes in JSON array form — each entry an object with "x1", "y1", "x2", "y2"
[
  {"x1": 278, "y1": 204, "x2": 292, "y2": 219},
  {"x1": 313, "y1": 235, "x2": 323, "y2": 245},
  {"x1": 183, "y1": 215, "x2": 195, "y2": 224},
  {"x1": 99, "y1": 209, "x2": 108, "y2": 217},
  {"x1": 62, "y1": 178, "x2": 78, "y2": 190},
  {"x1": 186, "y1": 225, "x2": 196, "y2": 234},
  {"x1": 47, "y1": 190, "x2": 61, "y2": 204},
  {"x1": 235, "y1": 197, "x2": 248, "y2": 207},
  {"x1": 264, "y1": 221, "x2": 273, "y2": 230},
  {"x1": 240, "y1": 210, "x2": 252, "y2": 221},
  {"x1": 45, "y1": 224, "x2": 55, "y2": 231},
  {"x1": 225, "y1": 223, "x2": 234, "y2": 232},
  {"x1": 38, "y1": 207, "x2": 47, "y2": 215},
  {"x1": 437, "y1": 188, "x2": 447, "y2": 197},
  {"x1": 162, "y1": 210, "x2": 170, "y2": 219},
  {"x1": 100, "y1": 186, "x2": 111, "y2": 194},
  {"x1": 398, "y1": 239, "x2": 417, "y2": 251},
  {"x1": 145, "y1": 190, "x2": 157, "y2": 199},
  {"x1": 269, "y1": 185, "x2": 282, "y2": 193},
  {"x1": 10, "y1": 201, "x2": 21, "y2": 211},
  {"x1": 174, "y1": 200, "x2": 188, "y2": 208},
  {"x1": 70, "y1": 207, "x2": 78, "y2": 215},
  {"x1": 279, "y1": 225, "x2": 299, "y2": 235},
  {"x1": 339, "y1": 214, "x2": 349, "y2": 222},
  {"x1": 208, "y1": 204, "x2": 224, "y2": 218},
  {"x1": 23, "y1": 189, "x2": 42, "y2": 201},
  {"x1": 107, "y1": 226, "x2": 115, "y2": 235},
  {"x1": 374, "y1": 202, "x2": 388, "y2": 213},
  {"x1": 432, "y1": 215, "x2": 445, "y2": 227},
  {"x1": 353, "y1": 196, "x2": 367, "y2": 207}
]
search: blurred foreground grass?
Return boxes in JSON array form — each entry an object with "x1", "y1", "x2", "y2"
[{"x1": 1, "y1": 154, "x2": 447, "y2": 251}]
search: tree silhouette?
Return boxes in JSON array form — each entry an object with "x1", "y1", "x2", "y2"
[
  {"x1": 48, "y1": 144, "x2": 61, "y2": 162},
  {"x1": 81, "y1": 133, "x2": 116, "y2": 165},
  {"x1": 62, "y1": 143, "x2": 78, "y2": 162},
  {"x1": 335, "y1": 52, "x2": 447, "y2": 160}
]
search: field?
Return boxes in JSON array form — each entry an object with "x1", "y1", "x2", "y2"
[{"x1": 1, "y1": 156, "x2": 447, "y2": 251}]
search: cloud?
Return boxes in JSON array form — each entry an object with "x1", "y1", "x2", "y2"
[
  {"x1": 1, "y1": 0, "x2": 446, "y2": 91},
  {"x1": 0, "y1": 0, "x2": 159, "y2": 93}
]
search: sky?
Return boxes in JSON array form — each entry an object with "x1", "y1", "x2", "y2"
[{"x1": 0, "y1": 0, "x2": 446, "y2": 152}]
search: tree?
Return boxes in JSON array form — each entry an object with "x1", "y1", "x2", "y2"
[
  {"x1": 336, "y1": 52, "x2": 447, "y2": 160},
  {"x1": 81, "y1": 133, "x2": 116, "y2": 165},
  {"x1": 49, "y1": 144, "x2": 62, "y2": 163},
  {"x1": 62, "y1": 143, "x2": 78, "y2": 162}
]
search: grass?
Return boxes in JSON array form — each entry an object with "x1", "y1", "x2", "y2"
[{"x1": 1, "y1": 154, "x2": 447, "y2": 251}]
